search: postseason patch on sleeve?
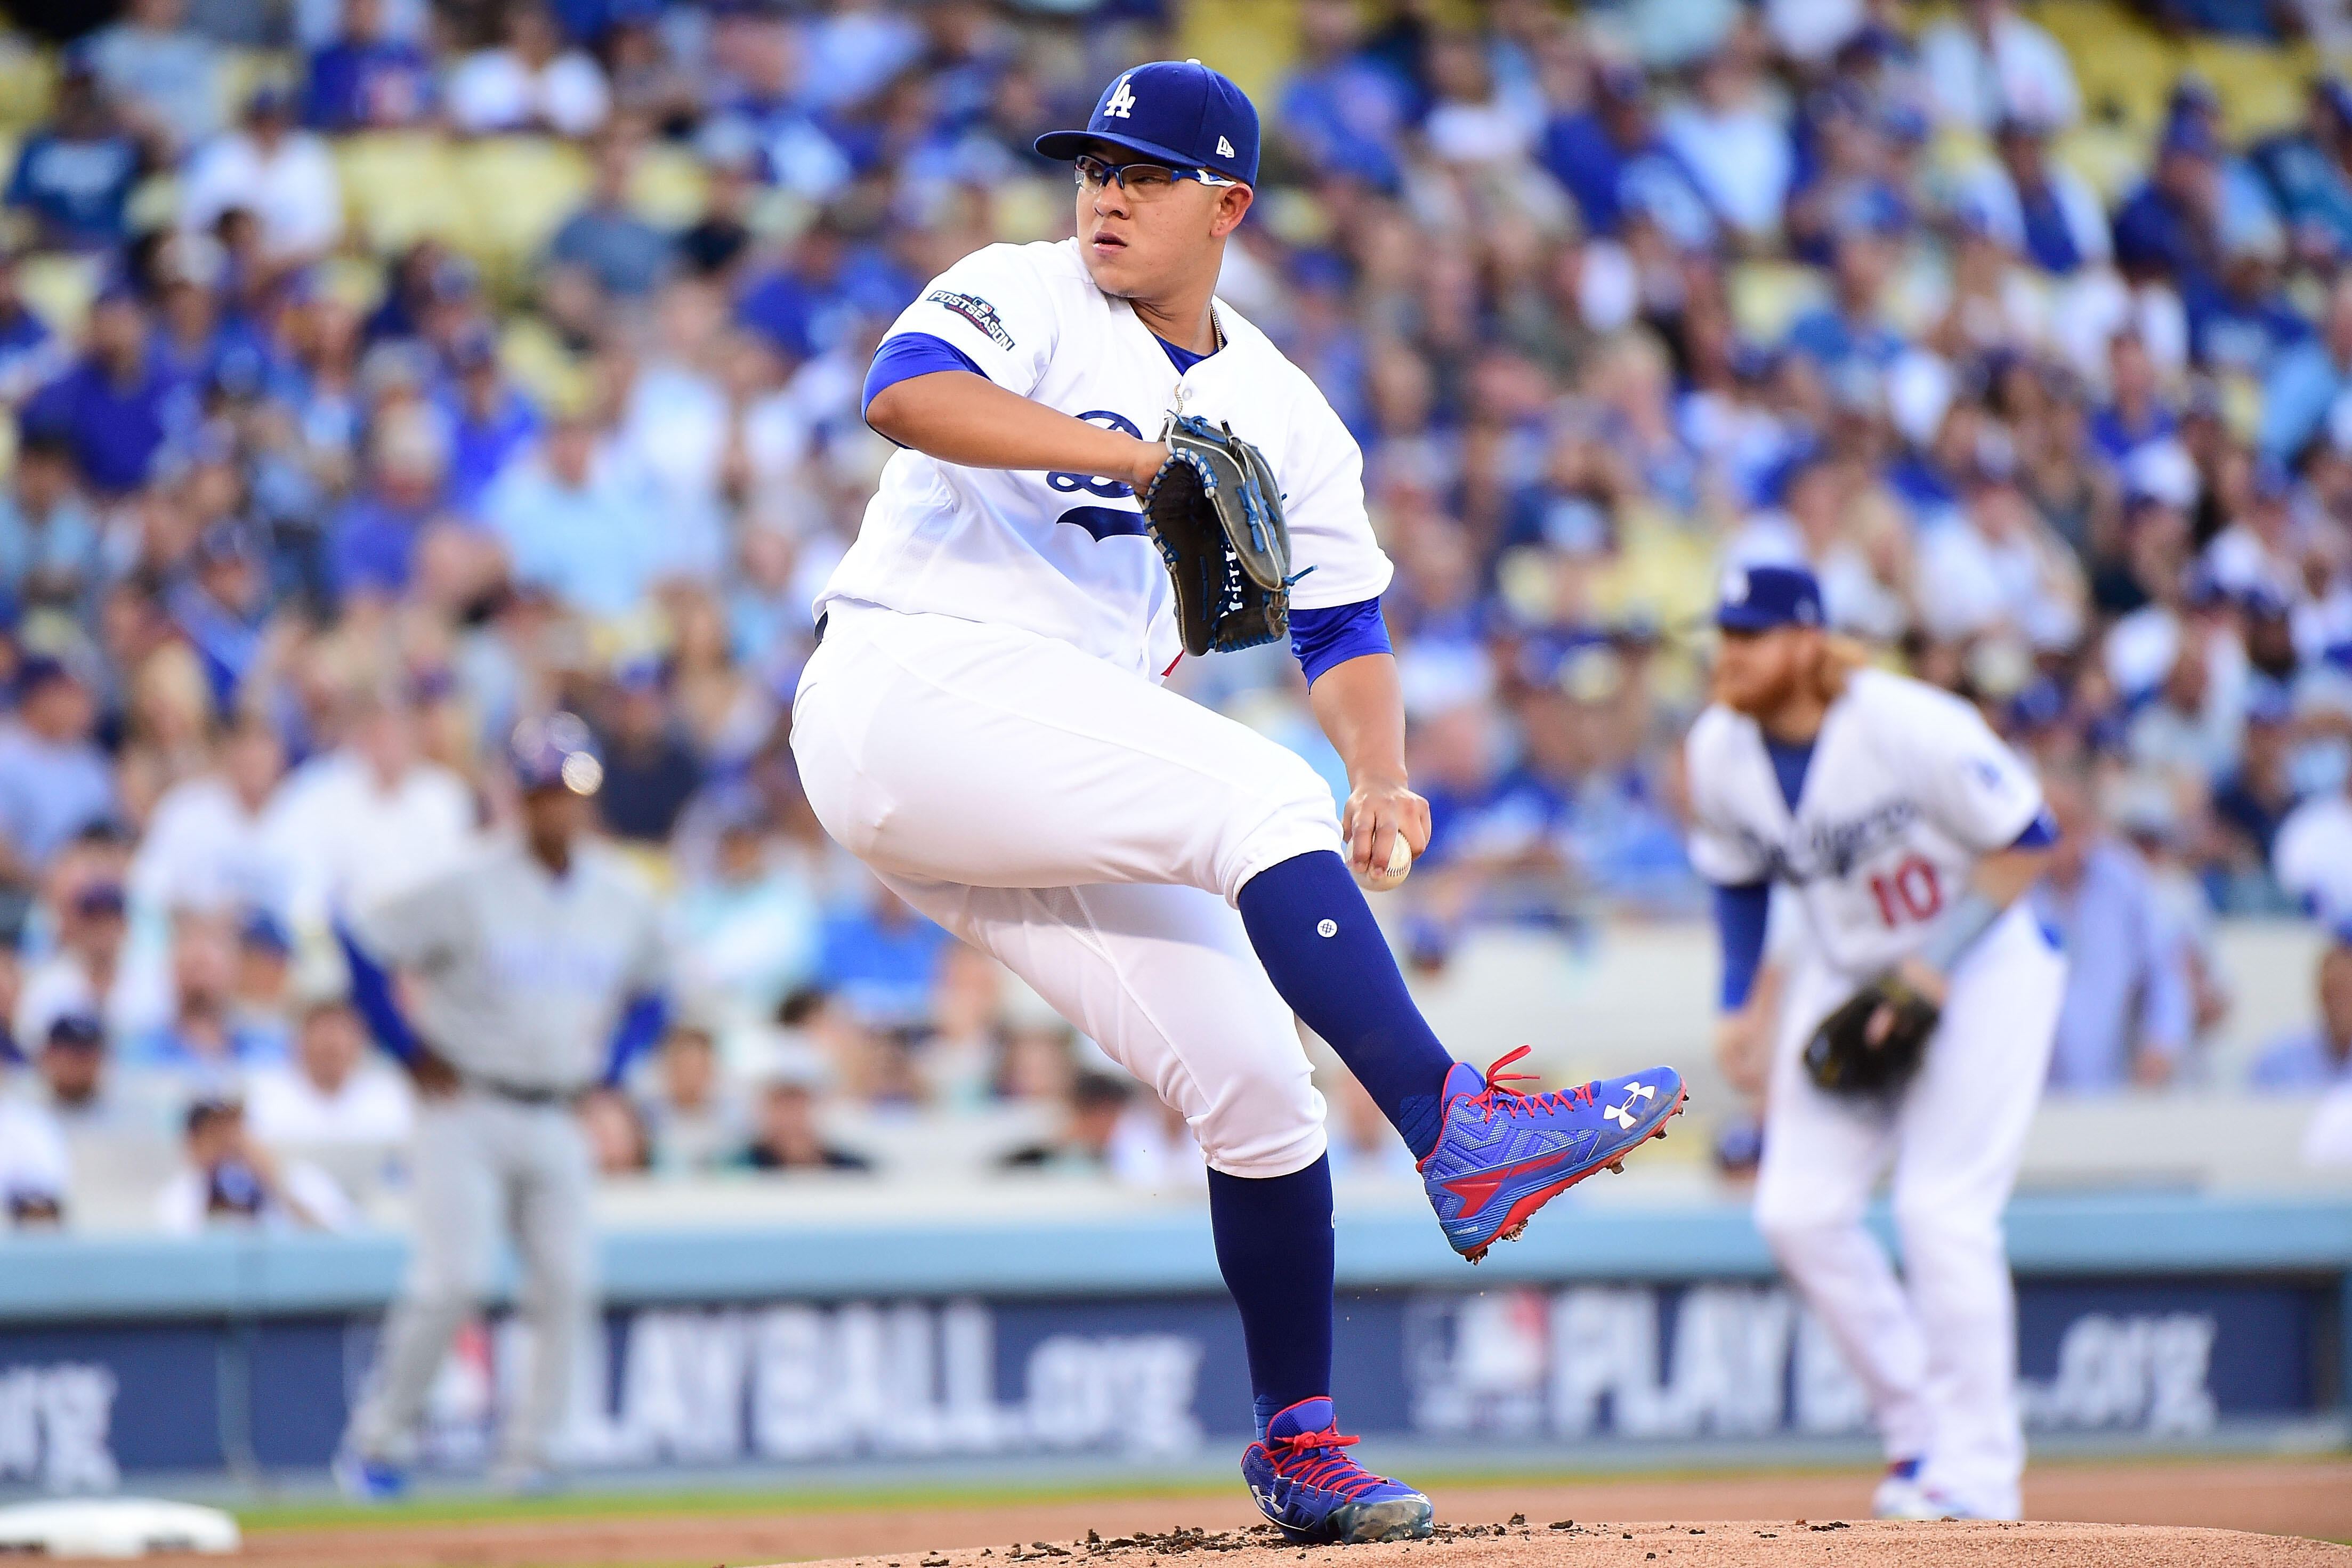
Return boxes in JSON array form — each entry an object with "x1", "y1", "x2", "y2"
[{"x1": 926, "y1": 289, "x2": 1015, "y2": 350}]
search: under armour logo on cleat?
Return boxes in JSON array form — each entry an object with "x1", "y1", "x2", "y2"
[{"x1": 1604, "y1": 1082, "x2": 1655, "y2": 1129}]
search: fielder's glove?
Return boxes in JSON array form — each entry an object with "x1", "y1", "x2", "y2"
[
  {"x1": 1802, "y1": 972, "x2": 1940, "y2": 1096},
  {"x1": 1143, "y1": 413, "x2": 1298, "y2": 657}
]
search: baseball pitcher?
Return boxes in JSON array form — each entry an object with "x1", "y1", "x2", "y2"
[{"x1": 791, "y1": 60, "x2": 1684, "y2": 1542}]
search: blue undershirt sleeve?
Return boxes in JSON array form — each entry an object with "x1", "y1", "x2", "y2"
[
  {"x1": 601, "y1": 991, "x2": 669, "y2": 1088},
  {"x1": 861, "y1": 332, "x2": 986, "y2": 422},
  {"x1": 2010, "y1": 806, "x2": 2060, "y2": 848},
  {"x1": 335, "y1": 917, "x2": 421, "y2": 1065},
  {"x1": 1288, "y1": 597, "x2": 1393, "y2": 686},
  {"x1": 1713, "y1": 881, "x2": 1771, "y2": 1012}
]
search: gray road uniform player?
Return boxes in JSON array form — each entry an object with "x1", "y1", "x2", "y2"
[{"x1": 339, "y1": 717, "x2": 665, "y2": 1486}]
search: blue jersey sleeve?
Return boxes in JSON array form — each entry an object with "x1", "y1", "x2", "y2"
[
  {"x1": 2010, "y1": 806, "x2": 2059, "y2": 848},
  {"x1": 601, "y1": 992, "x2": 669, "y2": 1088},
  {"x1": 1712, "y1": 881, "x2": 1770, "y2": 1011},
  {"x1": 861, "y1": 331, "x2": 985, "y2": 421},
  {"x1": 335, "y1": 917, "x2": 421, "y2": 1065},
  {"x1": 1288, "y1": 596, "x2": 1393, "y2": 686}
]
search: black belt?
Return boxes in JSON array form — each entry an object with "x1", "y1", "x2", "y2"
[{"x1": 464, "y1": 1073, "x2": 577, "y2": 1106}]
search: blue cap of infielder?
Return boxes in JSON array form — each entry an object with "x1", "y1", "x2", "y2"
[
  {"x1": 1715, "y1": 563, "x2": 1824, "y2": 633},
  {"x1": 1034, "y1": 59, "x2": 1260, "y2": 187},
  {"x1": 508, "y1": 712, "x2": 603, "y2": 796}
]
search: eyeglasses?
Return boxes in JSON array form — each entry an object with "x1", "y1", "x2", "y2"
[{"x1": 1073, "y1": 153, "x2": 1239, "y2": 197}]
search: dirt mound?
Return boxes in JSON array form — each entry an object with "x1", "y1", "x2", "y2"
[
  {"x1": 795, "y1": 1519, "x2": 2349, "y2": 1568},
  {"x1": 200, "y1": 1459, "x2": 2352, "y2": 1568}
]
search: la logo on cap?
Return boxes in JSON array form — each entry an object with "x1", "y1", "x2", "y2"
[{"x1": 1104, "y1": 74, "x2": 1136, "y2": 118}]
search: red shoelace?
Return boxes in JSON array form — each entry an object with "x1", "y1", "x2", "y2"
[
  {"x1": 1468, "y1": 1045, "x2": 1597, "y2": 1119},
  {"x1": 1264, "y1": 1424, "x2": 1385, "y2": 1499}
]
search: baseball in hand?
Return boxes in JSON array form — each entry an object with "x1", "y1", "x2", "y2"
[{"x1": 1354, "y1": 833, "x2": 1414, "y2": 893}]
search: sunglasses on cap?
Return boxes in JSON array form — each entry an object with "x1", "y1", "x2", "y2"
[{"x1": 1073, "y1": 153, "x2": 1239, "y2": 196}]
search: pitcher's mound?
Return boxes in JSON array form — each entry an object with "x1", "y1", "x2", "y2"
[{"x1": 772, "y1": 1519, "x2": 2352, "y2": 1568}]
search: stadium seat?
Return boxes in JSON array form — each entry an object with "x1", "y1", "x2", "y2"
[
  {"x1": 335, "y1": 131, "x2": 467, "y2": 253},
  {"x1": 629, "y1": 141, "x2": 709, "y2": 230},
  {"x1": 2182, "y1": 36, "x2": 2315, "y2": 144},
  {"x1": 0, "y1": 42, "x2": 53, "y2": 137},
  {"x1": 1176, "y1": 0, "x2": 1299, "y2": 106},
  {"x1": 1727, "y1": 260, "x2": 1829, "y2": 347},
  {"x1": 455, "y1": 135, "x2": 593, "y2": 273},
  {"x1": 15, "y1": 249, "x2": 101, "y2": 339}
]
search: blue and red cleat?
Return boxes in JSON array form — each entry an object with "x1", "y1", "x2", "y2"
[
  {"x1": 1420, "y1": 1047, "x2": 1686, "y2": 1262},
  {"x1": 1242, "y1": 1398, "x2": 1434, "y2": 1543}
]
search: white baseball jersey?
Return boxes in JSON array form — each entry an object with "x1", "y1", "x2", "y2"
[
  {"x1": 1685, "y1": 668, "x2": 2044, "y2": 976},
  {"x1": 816, "y1": 237, "x2": 1393, "y2": 679}
]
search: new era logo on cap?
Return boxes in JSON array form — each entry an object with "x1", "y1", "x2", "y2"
[{"x1": 1217, "y1": 135, "x2": 1235, "y2": 157}]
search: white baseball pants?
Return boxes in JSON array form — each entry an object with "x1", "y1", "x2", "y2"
[
  {"x1": 791, "y1": 603, "x2": 1338, "y2": 1178},
  {"x1": 346, "y1": 1091, "x2": 597, "y2": 1473},
  {"x1": 1751, "y1": 905, "x2": 2064, "y2": 1520}
]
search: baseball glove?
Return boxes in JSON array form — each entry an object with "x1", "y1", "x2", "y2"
[
  {"x1": 1802, "y1": 972, "x2": 1941, "y2": 1096},
  {"x1": 1142, "y1": 413, "x2": 1297, "y2": 657}
]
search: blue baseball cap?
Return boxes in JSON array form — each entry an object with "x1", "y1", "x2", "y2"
[
  {"x1": 1715, "y1": 564, "x2": 1824, "y2": 633},
  {"x1": 1035, "y1": 60, "x2": 1259, "y2": 185},
  {"x1": 508, "y1": 712, "x2": 603, "y2": 796}
]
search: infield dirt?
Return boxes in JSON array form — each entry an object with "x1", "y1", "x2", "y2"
[{"x1": 180, "y1": 1458, "x2": 2352, "y2": 1568}]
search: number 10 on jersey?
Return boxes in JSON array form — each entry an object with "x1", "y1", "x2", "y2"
[{"x1": 1869, "y1": 855, "x2": 1943, "y2": 927}]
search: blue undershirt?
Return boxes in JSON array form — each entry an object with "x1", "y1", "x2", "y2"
[{"x1": 859, "y1": 330, "x2": 1394, "y2": 684}]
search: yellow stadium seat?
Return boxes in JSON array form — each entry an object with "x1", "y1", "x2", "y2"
[
  {"x1": 455, "y1": 135, "x2": 592, "y2": 266},
  {"x1": 1728, "y1": 261, "x2": 1830, "y2": 347},
  {"x1": 335, "y1": 132, "x2": 466, "y2": 253},
  {"x1": 2054, "y1": 120, "x2": 2155, "y2": 204},
  {"x1": 628, "y1": 142, "x2": 708, "y2": 229},
  {"x1": 0, "y1": 43, "x2": 55, "y2": 138},
  {"x1": 2182, "y1": 37, "x2": 2314, "y2": 144},
  {"x1": 2027, "y1": 0, "x2": 2181, "y2": 134},
  {"x1": 1177, "y1": 0, "x2": 1298, "y2": 108},
  {"x1": 216, "y1": 47, "x2": 296, "y2": 122},
  {"x1": 15, "y1": 249, "x2": 101, "y2": 339}
]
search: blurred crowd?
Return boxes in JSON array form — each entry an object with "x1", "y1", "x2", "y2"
[{"x1": 1, "y1": 0, "x2": 2350, "y2": 1231}]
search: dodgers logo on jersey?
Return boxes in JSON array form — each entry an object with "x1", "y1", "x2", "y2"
[
  {"x1": 1103, "y1": 74, "x2": 1137, "y2": 119},
  {"x1": 925, "y1": 289, "x2": 1015, "y2": 350},
  {"x1": 1739, "y1": 797, "x2": 1924, "y2": 884},
  {"x1": 1048, "y1": 410, "x2": 1143, "y2": 498}
]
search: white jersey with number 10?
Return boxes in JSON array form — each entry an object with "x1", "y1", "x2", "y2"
[{"x1": 1684, "y1": 667, "x2": 2044, "y2": 977}]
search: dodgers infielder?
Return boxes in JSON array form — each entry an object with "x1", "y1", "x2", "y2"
[
  {"x1": 1686, "y1": 566, "x2": 2064, "y2": 1522},
  {"x1": 334, "y1": 715, "x2": 668, "y2": 1497},
  {"x1": 792, "y1": 61, "x2": 1684, "y2": 1543}
]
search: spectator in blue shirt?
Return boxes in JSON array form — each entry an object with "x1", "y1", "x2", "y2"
[
  {"x1": 815, "y1": 878, "x2": 949, "y2": 1030},
  {"x1": 2187, "y1": 230, "x2": 2310, "y2": 379},
  {"x1": 1542, "y1": 62, "x2": 1659, "y2": 237},
  {"x1": 303, "y1": 0, "x2": 434, "y2": 132},
  {"x1": 1784, "y1": 214, "x2": 1908, "y2": 380},
  {"x1": 3, "y1": 66, "x2": 141, "y2": 253},
  {"x1": 437, "y1": 327, "x2": 540, "y2": 514},
  {"x1": 0, "y1": 658, "x2": 118, "y2": 877},
  {"x1": 1277, "y1": 0, "x2": 1411, "y2": 193},
  {"x1": 2112, "y1": 116, "x2": 2225, "y2": 293},
  {"x1": 2248, "y1": 936, "x2": 2352, "y2": 1090},
  {"x1": 168, "y1": 522, "x2": 272, "y2": 713},
  {"x1": 328, "y1": 402, "x2": 448, "y2": 603},
  {"x1": 2260, "y1": 273, "x2": 2352, "y2": 462},
  {"x1": 2029, "y1": 770, "x2": 2196, "y2": 1090},
  {"x1": 2248, "y1": 79, "x2": 2352, "y2": 261},
  {"x1": 0, "y1": 433, "x2": 102, "y2": 618},
  {"x1": 20, "y1": 283, "x2": 176, "y2": 497},
  {"x1": 545, "y1": 123, "x2": 672, "y2": 302}
]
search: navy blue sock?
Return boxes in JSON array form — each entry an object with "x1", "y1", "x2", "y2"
[
  {"x1": 1238, "y1": 851, "x2": 1458, "y2": 1159},
  {"x1": 1207, "y1": 1157, "x2": 1334, "y2": 1437}
]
